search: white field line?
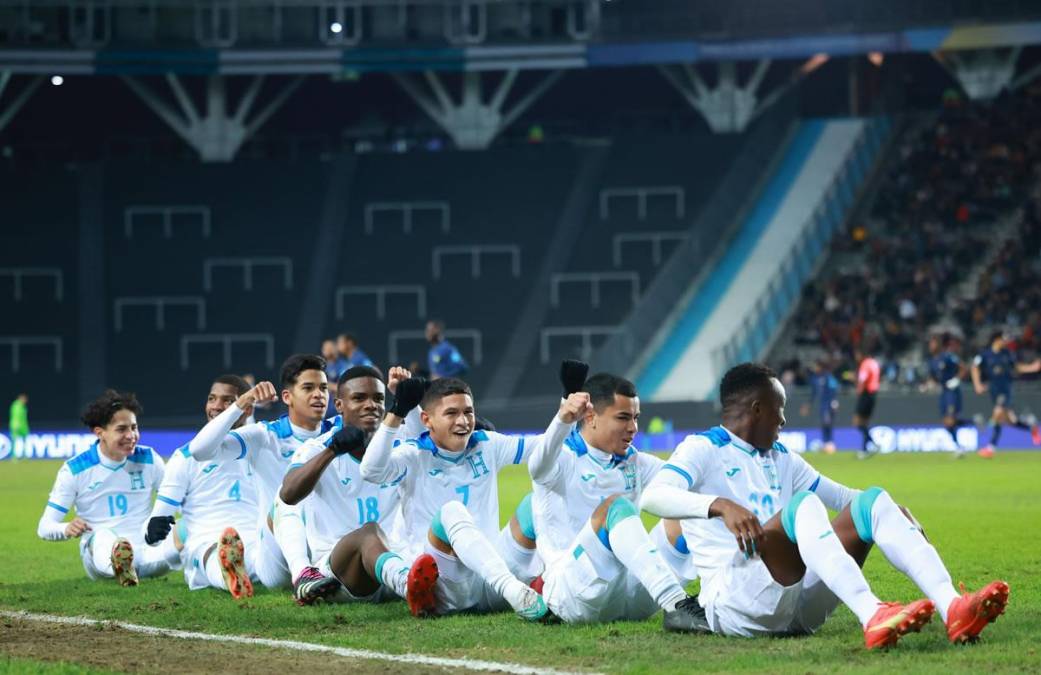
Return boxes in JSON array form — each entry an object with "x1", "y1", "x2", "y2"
[{"x1": 1, "y1": 610, "x2": 602, "y2": 675}]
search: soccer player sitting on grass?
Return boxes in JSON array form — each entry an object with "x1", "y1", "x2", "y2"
[
  {"x1": 279, "y1": 365, "x2": 418, "y2": 605},
  {"x1": 37, "y1": 390, "x2": 181, "y2": 587},
  {"x1": 185, "y1": 354, "x2": 342, "y2": 604},
  {"x1": 640, "y1": 363, "x2": 1009, "y2": 649},
  {"x1": 145, "y1": 374, "x2": 261, "y2": 599},
  {"x1": 360, "y1": 376, "x2": 584, "y2": 620},
  {"x1": 520, "y1": 362, "x2": 706, "y2": 631}
]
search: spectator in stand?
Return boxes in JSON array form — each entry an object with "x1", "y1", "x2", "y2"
[
  {"x1": 425, "y1": 319, "x2": 468, "y2": 380},
  {"x1": 321, "y1": 339, "x2": 347, "y2": 381},
  {"x1": 336, "y1": 333, "x2": 374, "y2": 369}
]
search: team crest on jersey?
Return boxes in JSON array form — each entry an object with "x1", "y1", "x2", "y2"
[
  {"x1": 466, "y1": 451, "x2": 489, "y2": 479},
  {"x1": 129, "y1": 471, "x2": 146, "y2": 490},
  {"x1": 621, "y1": 465, "x2": 637, "y2": 491}
]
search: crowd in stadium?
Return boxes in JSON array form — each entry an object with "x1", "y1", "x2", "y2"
[{"x1": 784, "y1": 84, "x2": 1041, "y2": 390}]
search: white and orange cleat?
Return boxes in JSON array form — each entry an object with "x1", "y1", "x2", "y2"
[
  {"x1": 218, "y1": 527, "x2": 253, "y2": 600},
  {"x1": 863, "y1": 599, "x2": 935, "y2": 650},
  {"x1": 977, "y1": 445, "x2": 995, "y2": 459},
  {"x1": 946, "y1": 580, "x2": 1009, "y2": 644},
  {"x1": 111, "y1": 537, "x2": 139, "y2": 588}
]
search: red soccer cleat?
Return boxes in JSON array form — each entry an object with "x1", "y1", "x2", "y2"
[
  {"x1": 406, "y1": 553, "x2": 439, "y2": 617},
  {"x1": 946, "y1": 580, "x2": 1009, "y2": 644},
  {"x1": 977, "y1": 445, "x2": 995, "y2": 459},
  {"x1": 1031, "y1": 425, "x2": 1041, "y2": 446},
  {"x1": 529, "y1": 574, "x2": 545, "y2": 595},
  {"x1": 863, "y1": 599, "x2": 935, "y2": 650},
  {"x1": 218, "y1": 527, "x2": 253, "y2": 600}
]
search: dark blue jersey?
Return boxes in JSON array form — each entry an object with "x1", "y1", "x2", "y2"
[
  {"x1": 929, "y1": 351, "x2": 961, "y2": 387},
  {"x1": 809, "y1": 372, "x2": 839, "y2": 407},
  {"x1": 974, "y1": 348, "x2": 1015, "y2": 388}
]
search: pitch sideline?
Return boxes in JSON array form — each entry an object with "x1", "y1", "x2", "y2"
[{"x1": 1, "y1": 609, "x2": 602, "y2": 675}]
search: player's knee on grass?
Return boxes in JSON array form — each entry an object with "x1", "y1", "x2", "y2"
[{"x1": 509, "y1": 493, "x2": 536, "y2": 550}]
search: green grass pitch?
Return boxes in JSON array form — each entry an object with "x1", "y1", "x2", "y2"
[{"x1": 1, "y1": 453, "x2": 1039, "y2": 673}]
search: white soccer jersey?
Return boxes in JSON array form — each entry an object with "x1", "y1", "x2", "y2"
[
  {"x1": 656, "y1": 426, "x2": 851, "y2": 594},
  {"x1": 289, "y1": 429, "x2": 405, "y2": 560},
  {"x1": 366, "y1": 428, "x2": 537, "y2": 558},
  {"x1": 533, "y1": 429, "x2": 663, "y2": 561},
  {"x1": 42, "y1": 443, "x2": 164, "y2": 539},
  {"x1": 194, "y1": 413, "x2": 342, "y2": 513},
  {"x1": 155, "y1": 444, "x2": 259, "y2": 549}
]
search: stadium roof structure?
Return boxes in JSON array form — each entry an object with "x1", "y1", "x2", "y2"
[{"x1": 2, "y1": 0, "x2": 1041, "y2": 158}]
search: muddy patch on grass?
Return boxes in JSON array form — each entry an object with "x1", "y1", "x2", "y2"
[{"x1": 0, "y1": 616, "x2": 460, "y2": 674}]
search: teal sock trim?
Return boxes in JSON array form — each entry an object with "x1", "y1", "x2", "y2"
[
  {"x1": 851, "y1": 486, "x2": 885, "y2": 544},
  {"x1": 374, "y1": 551, "x2": 401, "y2": 585},
  {"x1": 605, "y1": 496, "x2": 639, "y2": 530},
  {"x1": 430, "y1": 509, "x2": 450, "y2": 545},
  {"x1": 516, "y1": 492, "x2": 536, "y2": 540},
  {"x1": 781, "y1": 491, "x2": 815, "y2": 543},
  {"x1": 176, "y1": 520, "x2": 188, "y2": 545}
]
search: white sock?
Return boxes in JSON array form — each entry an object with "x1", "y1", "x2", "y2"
[
  {"x1": 272, "y1": 498, "x2": 311, "y2": 581},
  {"x1": 440, "y1": 502, "x2": 527, "y2": 607},
  {"x1": 650, "y1": 522, "x2": 696, "y2": 584},
  {"x1": 204, "y1": 544, "x2": 227, "y2": 590},
  {"x1": 869, "y1": 491, "x2": 959, "y2": 621},
  {"x1": 497, "y1": 524, "x2": 540, "y2": 581},
  {"x1": 607, "y1": 516, "x2": 687, "y2": 612},
  {"x1": 90, "y1": 529, "x2": 119, "y2": 577},
  {"x1": 794, "y1": 495, "x2": 881, "y2": 626},
  {"x1": 377, "y1": 553, "x2": 410, "y2": 598}
]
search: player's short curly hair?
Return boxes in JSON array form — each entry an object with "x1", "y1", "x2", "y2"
[
  {"x1": 719, "y1": 363, "x2": 777, "y2": 410},
  {"x1": 279, "y1": 353, "x2": 327, "y2": 389},
  {"x1": 212, "y1": 374, "x2": 250, "y2": 397},
  {"x1": 337, "y1": 365, "x2": 385, "y2": 395},
  {"x1": 80, "y1": 389, "x2": 143, "y2": 429}
]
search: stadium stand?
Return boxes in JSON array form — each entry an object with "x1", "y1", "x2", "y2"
[{"x1": 769, "y1": 84, "x2": 1041, "y2": 388}]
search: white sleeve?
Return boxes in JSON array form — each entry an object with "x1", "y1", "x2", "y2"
[
  {"x1": 359, "y1": 424, "x2": 409, "y2": 484},
  {"x1": 152, "y1": 453, "x2": 188, "y2": 519},
  {"x1": 639, "y1": 437, "x2": 719, "y2": 520},
  {"x1": 187, "y1": 404, "x2": 252, "y2": 461},
  {"x1": 289, "y1": 433, "x2": 330, "y2": 471},
  {"x1": 150, "y1": 451, "x2": 166, "y2": 491},
  {"x1": 524, "y1": 415, "x2": 574, "y2": 482},
  {"x1": 403, "y1": 407, "x2": 426, "y2": 439},
  {"x1": 38, "y1": 465, "x2": 76, "y2": 541}
]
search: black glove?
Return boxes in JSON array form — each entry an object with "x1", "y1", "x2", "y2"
[
  {"x1": 389, "y1": 376, "x2": 427, "y2": 418},
  {"x1": 145, "y1": 515, "x2": 175, "y2": 545},
  {"x1": 328, "y1": 425, "x2": 366, "y2": 456},
  {"x1": 560, "y1": 359, "x2": 590, "y2": 397}
]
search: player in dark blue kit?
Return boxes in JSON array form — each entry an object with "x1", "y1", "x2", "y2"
[
  {"x1": 802, "y1": 360, "x2": 839, "y2": 454},
  {"x1": 926, "y1": 334, "x2": 973, "y2": 457},
  {"x1": 970, "y1": 331, "x2": 1041, "y2": 458}
]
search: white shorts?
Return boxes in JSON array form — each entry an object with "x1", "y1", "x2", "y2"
[
  {"x1": 312, "y1": 550, "x2": 395, "y2": 604},
  {"x1": 254, "y1": 514, "x2": 291, "y2": 589},
  {"x1": 541, "y1": 524, "x2": 658, "y2": 624},
  {"x1": 80, "y1": 529, "x2": 180, "y2": 581},
  {"x1": 182, "y1": 531, "x2": 259, "y2": 591},
  {"x1": 701, "y1": 554, "x2": 840, "y2": 636},
  {"x1": 426, "y1": 543, "x2": 508, "y2": 614}
]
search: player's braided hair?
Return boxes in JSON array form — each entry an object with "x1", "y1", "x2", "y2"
[
  {"x1": 719, "y1": 363, "x2": 777, "y2": 410},
  {"x1": 213, "y1": 374, "x2": 250, "y2": 397},
  {"x1": 80, "y1": 389, "x2": 143, "y2": 429}
]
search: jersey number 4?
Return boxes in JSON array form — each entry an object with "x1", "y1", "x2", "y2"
[{"x1": 228, "y1": 481, "x2": 241, "y2": 501}]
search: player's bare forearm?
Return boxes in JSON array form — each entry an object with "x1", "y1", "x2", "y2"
[{"x1": 280, "y1": 451, "x2": 336, "y2": 505}]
